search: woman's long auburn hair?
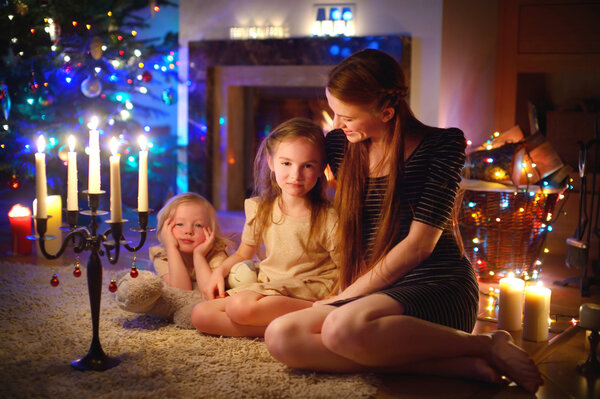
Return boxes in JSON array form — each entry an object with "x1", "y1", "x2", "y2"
[
  {"x1": 251, "y1": 117, "x2": 330, "y2": 253},
  {"x1": 328, "y1": 49, "x2": 425, "y2": 289}
]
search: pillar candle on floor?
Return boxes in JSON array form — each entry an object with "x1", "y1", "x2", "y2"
[
  {"x1": 497, "y1": 273, "x2": 525, "y2": 331},
  {"x1": 8, "y1": 204, "x2": 32, "y2": 255},
  {"x1": 522, "y1": 283, "x2": 551, "y2": 342}
]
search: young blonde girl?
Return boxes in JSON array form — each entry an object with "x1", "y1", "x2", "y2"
[
  {"x1": 191, "y1": 118, "x2": 339, "y2": 337},
  {"x1": 151, "y1": 192, "x2": 230, "y2": 290}
]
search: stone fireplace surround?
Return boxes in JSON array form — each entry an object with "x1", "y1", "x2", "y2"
[{"x1": 188, "y1": 35, "x2": 410, "y2": 210}]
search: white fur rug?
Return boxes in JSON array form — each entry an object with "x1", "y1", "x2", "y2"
[{"x1": 0, "y1": 262, "x2": 378, "y2": 398}]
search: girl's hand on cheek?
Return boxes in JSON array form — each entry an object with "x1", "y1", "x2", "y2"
[
  {"x1": 195, "y1": 227, "x2": 215, "y2": 257},
  {"x1": 160, "y1": 218, "x2": 178, "y2": 249}
]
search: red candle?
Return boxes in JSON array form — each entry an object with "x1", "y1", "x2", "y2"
[{"x1": 8, "y1": 204, "x2": 32, "y2": 255}]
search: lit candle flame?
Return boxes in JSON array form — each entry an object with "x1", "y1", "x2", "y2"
[
  {"x1": 571, "y1": 318, "x2": 578, "y2": 326},
  {"x1": 68, "y1": 135, "x2": 76, "y2": 152},
  {"x1": 138, "y1": 135, "x2": 147, "y2": 151},
  {"x1": 37, "y1": 135, "x2": 46, "y2": 153},
  {"x1": 110, "y1": 137, "x2": 119, "y2": 156},
  {"x1": 88, "y1": 116, "x2": 99, "y2": 130}
]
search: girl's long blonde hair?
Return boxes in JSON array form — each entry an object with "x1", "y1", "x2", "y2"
[
  {"x1": 251, "y1": 117, "x2": 330, "y2": 252},
  {"x1": 156, "y1": 192, "x2": 231, "y2": 258},
  {"x1": 327, "y1": 49, "x2": 424, "y2": 289}
]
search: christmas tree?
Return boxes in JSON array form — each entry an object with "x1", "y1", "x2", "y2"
[{"x1": 0, "y1": 0, "x2": 178, "y2": 211}]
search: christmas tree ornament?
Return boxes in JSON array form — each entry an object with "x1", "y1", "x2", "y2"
[
  {"x1": 58, "y1": 144, "x2": 69, "y2": 162},
  {"x1": 47, "y1": 19, "x2": 60, "y2": 43},
  {"x1": 38, "y1": 86, "x2": 54, "y2": 107},
  {"x1": 90, "y1": 37, "x2": 103, "y2": 60},
  {"x1": 109, "y1": 279, "x2": 118, "y2": 292},
  {"x1": 73, "y1": 257, "x2": 82, "y2": 277},
  {"x1": 141, "y1": 71, "x2": 152, "y2": 82},
  {"x1": 8, "y1": 175, "x2": 19, "y2": 190},
  {"x1": 50, "y1": 273, "x2": 59, "y2": 287},
  {"x1": 63, "y1": 61, "x2": 73, "y2": 74},
  {"x1": 81, "y1": 75, "x2": 102, "y2": 98},
  {"x1": 161, "y1": 87, "x2": 176, "y2": 105},
  {"x1": 15, "y1": 1, "x2": 28, "y2": 15},
  {"x1": 0, "y1": 83, "x2": 10, "y2": 120},
  {"x1": 130, "y1": 253, "x2": 139, "y2": 277}
]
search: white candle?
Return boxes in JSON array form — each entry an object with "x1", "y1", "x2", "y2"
[
  {"x1": 137, "y1": 135, "x2": 148, "y2": 212},
  {"x1": 35, "y1": 135, "x2": 48, "y2": 219},
  {"x1": 67, "y1": 135, "x2": 78, "y2": 211},
  {"x1": 109, "y1": 137, "x2": 122, "y2": 222},
  {"x1": 498, "y1": 273, "x2": 525, "y2": 331},
  {"x1": 88, "y1": 116, "x2": 101, "y2": 193},
  {"x1": 522, "y1": 284, "x2": 551, "y2": 342}
]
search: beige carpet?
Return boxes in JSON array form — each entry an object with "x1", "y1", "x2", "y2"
[{"x1": 0, "y1": 262, "x2": 378, "y2": 398}]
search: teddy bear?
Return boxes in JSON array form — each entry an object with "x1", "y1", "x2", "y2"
[{"x1": 115, "y1": 260, "x2": 258, "y2": 329}]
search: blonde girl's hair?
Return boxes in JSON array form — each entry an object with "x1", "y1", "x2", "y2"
[
  {"x1": 156, "y1": 192, "x2": 231, "y2": 258},
  {"x1": 327, "y1": 49, "x2": 424, "y2": 289},
  {"x1": 251, "y1": 117, "x2": 330, "y2": 252}
]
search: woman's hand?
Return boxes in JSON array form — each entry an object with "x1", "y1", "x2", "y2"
[
  {"x1": 160, "y1": 218, "x2": 178, "y2": 249},
  {"x1": 202, "y1": 267, "x2": 227, "y2": 300},
  {"x1": 194, "y1": 227, "x2": 215, "y2": 257}
]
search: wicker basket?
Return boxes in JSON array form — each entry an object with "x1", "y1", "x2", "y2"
[{"x1": 458, "y1": 180, "x2": 560, "y2": 282}]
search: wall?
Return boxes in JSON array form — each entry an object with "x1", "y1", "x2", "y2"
[{"x1": 178, "y1": 0, "x2": 498, "y2": 155}]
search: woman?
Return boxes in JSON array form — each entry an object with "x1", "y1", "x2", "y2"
[{"x1": 264, "y1": 49, "x2": 543, "y2": 394}]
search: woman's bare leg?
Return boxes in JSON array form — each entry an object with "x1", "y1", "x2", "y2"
[{"x1": 266, "y1": 294, "x2": 542, "y2": 393}]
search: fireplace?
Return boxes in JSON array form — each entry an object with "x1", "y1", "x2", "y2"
[{"x1": 188, "y1": 35, "x2": 410, "y2": 210}]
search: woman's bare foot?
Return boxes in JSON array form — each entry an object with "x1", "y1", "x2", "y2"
[{"x1": 484, "y1": 330, "x2": 543, "y2": 393}]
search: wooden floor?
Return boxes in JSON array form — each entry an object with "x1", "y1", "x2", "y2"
[{"x1": 2, "y1": 205, "x2": 599, "y2": 398}]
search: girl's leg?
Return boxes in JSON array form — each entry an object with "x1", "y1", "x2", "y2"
[
  {"x1": 190, "y1": 297, "x2": 265, "y2": 337},
  {"x1": 226, "y1": 290, "x2": 314, "y2": 326},
  {"x1": 319, "y1": 294, "x2": 542, "y2": 393}
]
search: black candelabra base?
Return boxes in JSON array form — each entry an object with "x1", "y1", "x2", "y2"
[{"x1": 31, "y1": 192, "x2": 153, "y2": 372}]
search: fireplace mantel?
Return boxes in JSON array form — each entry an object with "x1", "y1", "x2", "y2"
[{"x1": 188, "y1": 35, "x2": 410, "y2": 210}]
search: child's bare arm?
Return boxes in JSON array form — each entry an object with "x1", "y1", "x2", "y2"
[
  {"x1": 161, "y1": 218, "x2": 193, "y2": 290},
  {"x1": 202, "y1": 242, "x2": 257, "y2": 300},
  {"x1": 192, "y1": 227, "x2": 214, "y2": 290}
]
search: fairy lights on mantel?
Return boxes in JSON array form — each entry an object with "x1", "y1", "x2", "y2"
[{"x1": 229, "y1": 26, "x2": 289, "y2": 40}]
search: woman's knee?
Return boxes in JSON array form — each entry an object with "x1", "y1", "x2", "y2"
[{"x1": 264, "y1": 314, "x2": 301, "y2": 363}]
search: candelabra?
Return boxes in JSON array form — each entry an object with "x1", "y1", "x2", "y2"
[{"x1": 32, "y1": 191, "x2": 153, "y2": 371}]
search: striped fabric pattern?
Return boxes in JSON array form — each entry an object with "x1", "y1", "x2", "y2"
[{"x1": 325, "y1": 128, "x2": 479, "y2": 333}]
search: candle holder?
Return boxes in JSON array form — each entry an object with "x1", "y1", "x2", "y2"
[
  {"x1": 31, "y1": 190, "x2": 154, "y2": 371},
  {"x1": 577, "y1": 328, "x2": 600, "y2": 375}
]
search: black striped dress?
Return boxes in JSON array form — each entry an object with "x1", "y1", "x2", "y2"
[{"x1": 325, "y1": 127, "x2": 479, "y2": 333}]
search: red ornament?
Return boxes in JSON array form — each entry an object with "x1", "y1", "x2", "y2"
[
  {"x1": 141, "y1": 70, "x2": 152, "y2": 82},
  {"x1": 50, "y1": 274, "x2": 59, "y2": 287},
  {"x1": 130, "y1": 266, "x2": 139, "y2": 278},
  {"x1": 8, "y1": 176, "x2": 20, "y2": 190},
  {"x1": 108, "y1": 279, "x2": 118, "y2": 292},
  {"x1": 73, "y1": 265, "x2": 81, "y2": 277}
]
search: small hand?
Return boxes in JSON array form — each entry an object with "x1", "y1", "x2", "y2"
[
  {"x1": 194, "y1": 227, "x2": 215, "y2": 257},
  {"x1": 202, "y1": 268, "x2": 226, "y2": 300},
  {"x1": 160, "y1": 218, "x2": 178, "y2": 249}
]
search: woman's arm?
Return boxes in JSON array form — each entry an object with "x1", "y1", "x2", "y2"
[
  {"x1": 202, "y1": 241, "x2": 257, "y2": 299},
  {"x1": 320, "y1": 220, "x2": 442, "y2": 303}
]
